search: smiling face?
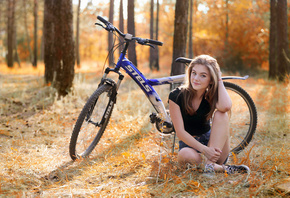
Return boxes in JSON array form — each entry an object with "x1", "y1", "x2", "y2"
[{"x1": 190, "y1": 64, "x2": 212, "y2": 93}]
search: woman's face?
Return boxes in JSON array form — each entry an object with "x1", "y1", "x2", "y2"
[{"x1": 190, "y1": 64, "x2": 211, "y2": 92}]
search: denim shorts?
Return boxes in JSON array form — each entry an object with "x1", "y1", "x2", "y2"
[
  {"x1": 178, "y1": 130, "x2": 228, "y2": 164},
  {"x1": 179, "y1": 130, "x2": 211, "y2": 153}
]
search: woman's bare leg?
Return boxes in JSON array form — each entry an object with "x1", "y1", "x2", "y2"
[{"x1": 206, "y1": 110, "x2": 230, "y2": 170}]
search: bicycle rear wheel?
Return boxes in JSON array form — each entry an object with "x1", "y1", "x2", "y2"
[
  {"x1": 224, "y1": 81, "x2": 257, "y2": 154},
  {"x1": 69, "y1": 84, "x2": 116, "y2": 160}
]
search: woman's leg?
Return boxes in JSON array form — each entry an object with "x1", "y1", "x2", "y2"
[
  {"x1": 206, "y1": 110, "x2": 230, "y2": 169},
  {"x1": 178, "y1": 147, "x2": 202, "y2": 166}
]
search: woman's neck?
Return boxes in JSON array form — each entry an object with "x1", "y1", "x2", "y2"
[{"x1": 195, "y1": 89, "x2": 205, "y2": 99}]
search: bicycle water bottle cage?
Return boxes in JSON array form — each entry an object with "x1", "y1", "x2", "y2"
[{"x1": 125, "y1": 34, "x2": 133, "y2": 41}]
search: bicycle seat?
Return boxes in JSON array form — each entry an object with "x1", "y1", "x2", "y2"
[{"x1": 175, "y1": 57, "x2": 192, "y2": 64}]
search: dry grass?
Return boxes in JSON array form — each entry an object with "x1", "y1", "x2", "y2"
[{"x1": 0, "y1": 63, "x2": 289, "y2": 197}]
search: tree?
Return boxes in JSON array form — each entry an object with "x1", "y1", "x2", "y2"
[
  {"x1": 43, "y1": 0, "x2": 55, "y2": 83},
  {"x1": 23, "y1": 0, "x2": 33, "y2": 64},
  {"x1": 53, "y1": 0, "x2": 75, "y2": 96},
  {"x1": 43, "y1": 0, "x2": 75, "y2": 96},
  {"x1": 149, "y1": 0, "x2": 160, "y2": 71},
  {"x1": 127, "y1": 0, "x2": 137, "y2": 67},
  {"x1": 119, "y1": 0, "x2": 124, "y2": 55},
  {"x1": 170, "y1": 0, "x2": 189, "y2": 76},
  {"x1": 33, "y1": 0, "x2": 38, "y2": 67},
  {"x1": 155, "y1": 0, "x2": 160, "y2": 71},
  {"x1": 149, "y1": 0, "x2": 154, "y2": 70},
  {"x1": 7, "y1": 0, "x2": 15, "y2": 67},
  {"x1": 188, "y1": 0, "x2": 193, "y2": 59},
  {"x1": 276, "y1": 0, "x2": 289, "y2": 82},
  {"x1": 13, "y1": 6, "x2": 21, "y2": 68},
  {"x1": 0, "y1": 1, "x2": 3, "y2": 63},
  {"x1": 76, "y1": 0, "x2": 81, "y2": 67},
  {"x1": 269, "y1": 0, "x2": 277, "y2": 79},
  {"x1": 108, "y1": 0, "x2": 114, "y2": 66},
  {"x1": 269, "y1": 0, "x2": 290, "y2": 81}
]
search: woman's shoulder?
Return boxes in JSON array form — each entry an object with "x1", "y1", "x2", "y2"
[
  {"x1": 170, "y1": 87, "x2": 182, "y2": 94},
  {"x1": 169, "y1": 87, "x2": 183, "y2": 102},
  {"x1": 170, "y1": 87, "x2": 183, "y2": 96}
]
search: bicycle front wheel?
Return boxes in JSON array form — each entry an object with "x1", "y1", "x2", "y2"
[
  {"x1": 69, "y1": 84, "x2": 116, "y2": 160},
  {"x1": 224, "y1": 81, "x2": 258, "y2": 154}
]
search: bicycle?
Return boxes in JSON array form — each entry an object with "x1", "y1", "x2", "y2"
[{"x1": 69, "y1": 16, "x2": 258, "y2": 161}]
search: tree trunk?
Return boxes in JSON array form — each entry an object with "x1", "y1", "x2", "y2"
[
  {"x1": 23, "y1": 0, "x2": 33, "y2": 64},
  {"x1": 0, "y1": 1, "x2": 2, "y2": 61},
  {"x1": 170, "y1": 0, "x2": 189, "y2": 76},
  {"x1": 14, "y1": 14, "x2": 21, "y2": 68},
  {"x1": 127, "y1": 0, "x2": 137, "y2": 67},
  {"x1": 188, "y1": 0, "x2": 193, "y2": 59},
  {"x1": 43, "y1": 0, "x2": 55, "y2": 84},
  {"x1": 276, "y1": 0, "x2": 290, "y2": 82},
  {"x1": 119, "y1": 0, "x2": 124, "y2": 55},
  {"x1": 108, "y1": 0, "x2": 114, "y2": 67},
  {"x1": 53, "y1": 0, "x2": 75, "y2": 97},
  {"x1": 269, "y1": 0, "x2": 277, "y2": 79},
  {"x1": 40, "y1": 35, "x2": 44, "y2": 61},
  {"x1": 149, "y1": 0, "x2": 154, "y2": 70},
  {"x1": 76, "y1": 0, "x2": 81, "y2": 67},
  {"x1": 149, "y1": 0, "x2": 160, "y2": 71},
  {"x1": 7, "y1": 0, "x2": 15, "y2": 67},
  {"x1": 225, "y1": 0, "x2": 229, "y2": 49},
  {"x1": 33, "y1": 0, "x2": 38, "y2": 67},
  {"x1": 155, "y1": 0, "x2": 160, "y2": 71}
]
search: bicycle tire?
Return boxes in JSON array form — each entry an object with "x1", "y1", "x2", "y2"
[
  {"x1": 224, "y1": 81, "x2": 258, "y2": 154},
  {"x1": 69, "y1": 84, "x2": 116, "y2": 160}
]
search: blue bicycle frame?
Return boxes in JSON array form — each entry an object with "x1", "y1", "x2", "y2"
[{"x1": 101, "y1": 54, "x2": 175, "y2": 124}]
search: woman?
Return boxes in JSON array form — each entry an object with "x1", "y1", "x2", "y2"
[{"x1": 169, "y1": 55, "x2": 249, "y2": 174}]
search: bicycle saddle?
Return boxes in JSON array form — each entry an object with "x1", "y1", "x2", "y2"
[{"x1": 175, "y1": 57, "x2": 192, "y2": 64}]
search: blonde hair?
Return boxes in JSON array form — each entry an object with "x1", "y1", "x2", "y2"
[{"x1": 180, "y1": 55, "x2": 220, "y2": 120}]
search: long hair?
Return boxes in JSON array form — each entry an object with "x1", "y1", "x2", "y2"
[{"x1": 180, "y1": 55, "x2": 220, "y2": 120}]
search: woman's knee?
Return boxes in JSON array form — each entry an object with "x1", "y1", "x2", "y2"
[
  {"x1": 213, "y1": 110, "x2": 229, "y2": 122},
  {"x1": 178, "y1": 148, "x2": 202, "y2": 164}
]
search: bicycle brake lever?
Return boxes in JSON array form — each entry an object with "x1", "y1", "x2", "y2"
[
  {"x1": 148, "y1": 44, "x2": 155, "y2": 49},
  {"x1": 95, "y1": 23, "x2": 105, "y2": 28},
  {"x1": 142, "y1": 43, "x2": 155, "y2": 49}
]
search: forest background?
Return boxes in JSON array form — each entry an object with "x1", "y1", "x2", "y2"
[
  {"x1": 0, "y1": 0, "x2": 290, "y2": 197},
  {"x1": 1, "y1": 0, "x2": 290, "y2": 77}
]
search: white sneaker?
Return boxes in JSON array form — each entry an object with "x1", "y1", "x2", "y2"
[{"x1": 224, "y1": 164, "x2": 250, "y2": 174}]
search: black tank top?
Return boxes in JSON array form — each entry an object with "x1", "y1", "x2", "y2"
[{"x1": 169, "y1": 88, "x2": 211, "y2": 136}]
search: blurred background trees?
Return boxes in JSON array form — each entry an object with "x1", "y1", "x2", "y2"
[{"x1": 0, "y1": 0, "x2": 289, "y2": 84}]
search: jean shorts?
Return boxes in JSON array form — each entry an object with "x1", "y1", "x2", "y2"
[{"x1": 179, "y1": 130, "x2": 211, "y2": 152}]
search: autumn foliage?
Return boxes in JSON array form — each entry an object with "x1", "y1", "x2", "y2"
[{"x1": 1, "y1": 0, "x2": 288, "y2": 72}]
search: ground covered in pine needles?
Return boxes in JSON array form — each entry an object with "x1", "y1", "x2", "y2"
[{"x1": 0, "y1": 65, "x2": 289, "y2": 197}]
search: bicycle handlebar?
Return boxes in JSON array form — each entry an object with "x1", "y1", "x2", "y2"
[{"x1": 96, "y1": 16, "x2": 163, "y2": 46}]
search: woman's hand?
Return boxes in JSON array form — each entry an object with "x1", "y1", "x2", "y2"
[{"x1": 202, "y1": 146, "x2": 222, "y2": 163}]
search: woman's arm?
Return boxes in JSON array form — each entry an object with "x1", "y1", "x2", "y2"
[{"x1": 215, "y1": 72, "x2": 232, "y2": 112}]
